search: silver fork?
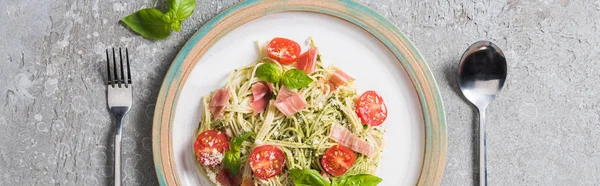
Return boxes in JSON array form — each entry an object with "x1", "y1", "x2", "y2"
[{"x1": 105, "y1": 48, "x2": 132, "y2": 186}]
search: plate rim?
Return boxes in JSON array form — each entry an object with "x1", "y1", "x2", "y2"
[{"x1": 152, "y1": 0, "x2": 447, "y2": 185}]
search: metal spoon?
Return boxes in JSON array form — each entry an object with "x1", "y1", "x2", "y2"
[{"x1": 458, "y1": 41, "x2": 507, "y2": 186}]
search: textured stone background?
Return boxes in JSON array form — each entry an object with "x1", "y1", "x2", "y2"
[{"x1": 1, "y1": 0, "x2": 599, "y2": 185}]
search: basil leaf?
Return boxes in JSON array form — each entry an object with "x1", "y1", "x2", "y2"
[
  {"x1": 167, "y1": 0, "x2": 196, "y2": 20},
  {"x1": 332, "y1": 174, "x2": 382, "y2": 186},
  {"x1": 290, "y1": 169, "x2": 331, "y2": 186},
  {"x1": 223, "y1": 132, "x2": 254, "y2": 177},
  {"x1": 162, "y1": 11, "x2": 176, "y2": 23},
  {"x1": 121, "y1": 8, "x2": 171, "y2": 40},
  {"x1": 255, "y1": 63, "x2": 281, "y2": 83},
  {"x1": 223, "y1": 150, "x2": 241, "y2": 178},
  {"x1": 231, "y1": 132, "x2": 254, "y2": 152},
  {"x1": 171, "y1": 21, "x2": 181, "y2": 32},
  {"x1": 281, "y1": 69, "x2": 313, "y2": 89}
]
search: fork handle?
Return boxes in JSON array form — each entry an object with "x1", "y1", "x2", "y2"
[{"x1": 114, "y1": 115, "x2": 123, "y2": 186}]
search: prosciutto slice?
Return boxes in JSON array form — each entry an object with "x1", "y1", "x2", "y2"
[
  {"x1": 215, "y1": 168, "x2": 239, "y2": 186},
  {"x1": 274, "y1": 86, "x2": 307, "y2": 116},
  {"x1": 251, "y1": 82, "x2": 273, "y2": 115},
  {"x1": 328, "y1": 68, "x2": 355, "y2": 88},
  {"x1": 251, "y1": 98, "x2": 270, "y2": 116},
  {"x1": 241, "y1": 178, "x2": 254, "y2": 186},
  {"x1": 252, "y1": 82, "x2": 270, "y2": 102},
  {"x1": 297, "y1": 48, "x2": 318, "y2": 74},
  {"x1": 209, "y1": 89, "x2": 230, "y2": 120},
  {"x1": 329, "y1": 124, "x2": 372, "y2": 157}
]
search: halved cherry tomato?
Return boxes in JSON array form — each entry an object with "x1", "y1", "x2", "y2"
[
  {"x1": 248, "y1": 145, "x2": 286, "y2": 179},
  {"x1": 321, "y1": 145, "x2": 356, "y2": 176},
  {"x1": 267, "y1": 37, "x2": 301, "y2": 64},
  {"x1": 194, "y1": 130, "x2": 229, "y2": 167},
  {"x1": 355, "y1": 90, "x2": 388, "y2": 126}
]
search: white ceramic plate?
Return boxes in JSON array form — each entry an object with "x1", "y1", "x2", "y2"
[
  {"x1": 153, "y1": 1, "x2": 447, "y2": 186},
  {"x1": 172, "y1": 12, "x2": 424, "y2": 185}
]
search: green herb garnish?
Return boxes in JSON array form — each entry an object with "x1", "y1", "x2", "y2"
[
  {"x1": 120, "y1": 0, "x2": 196, "y2": 40},
  {"x1": 223, "y1": 132, "x2": 254, "y2": 177},
  {"x1": 281, "y1": 69, "x2": 313, "y2": 89},
  {"x1": 290, "y1": 169, "x2": 331, "y2": 186},
  {"x1": 255, "y1": 63, "x2": 281, "y2": 83},
  {"x1": 255, "y1": 63, "x2": 313, "y2": 89},
  {"x1": 290, "y1": 168, "x2": 382, "y2": 186},
  {"x1": 332, "y1": 174, "x2": 382, "y2": 186}
]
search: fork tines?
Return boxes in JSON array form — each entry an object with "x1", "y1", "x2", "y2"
[{"x1": 105, "y1": 48, "x2": 132, "y2": 88}]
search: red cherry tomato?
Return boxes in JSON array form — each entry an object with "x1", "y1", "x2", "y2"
[
  {"x1": 321, "y1": 145, "x2": 356, "y2": 177},
  {"x1": 355, "y1": 91, "x2": 388, "y2": 126},
  {"x1": 267, "y1": 37, "x2": 301, "y2": 64},
  {"x1": 248, "y1": 145, "x2": 286, "y2": 179},
  {"x1": 193, "y1": 130, "x2": 229, "y2": 167}
]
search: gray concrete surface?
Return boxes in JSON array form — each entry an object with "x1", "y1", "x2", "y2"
[{"x1": 1, "y1": 0, "x2": 599, "y2": 185}]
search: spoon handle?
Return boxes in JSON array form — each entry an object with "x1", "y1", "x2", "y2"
[{"x1": 478, "y1": 107, "x2": 487, "y2": 186}]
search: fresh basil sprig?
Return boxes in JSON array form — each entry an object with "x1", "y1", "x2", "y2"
[
  {"x1": 120, "y1": 8, "x2": 171, "y2": 40},
  {"x1": 164, "y1": 0, "x2": 196, "y2": 31},
  {"x1": 256, "y1": 63, "x2": 282, "y2": 83},
  {"x1": 332, "y1": 174, "x2": 382, "y2": 186},
  {"x1": 255, "y1": 63, "x2": 313, "y2": 89},
  {"x1": 120, "y1": 0, "x2": 196, "y2": 40},
  {"x1": 223, "y1": 132, "x2": 254, "y2": 178},
  {"x1": 281, "y1": 69, "x2": 313, "y2": 89},
  {"x1": 290, "y1": 169, "x2": 331, "y2": 186},
  {"x1": 290, "y1": 168, "x2": 382, "y2": 186}
]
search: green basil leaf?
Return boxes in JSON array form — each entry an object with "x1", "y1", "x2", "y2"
[
  {"x1": 171, "y1": 21, "x2": 181, "y2": 32},
  {"x1": 281, "y1": 69, "x2": 313, "y2": 89},
  {"x1": 231, "y1": 132, "x2": 254, "y2": 152},
  {"x1": 255, "y1": 63, "x2": 281, "y2": 83},
  {"x1": 167, "y1": 0, "x2": 196, "y2": 20},
  {"x1": 290, "y1": 169, "x2": 331, "y2": 186},
  {"x1": 223, "y1": 150, "x2": 241, "y2": 178},
  {"x1": 332, "y1": 174, "x2": 382, "y2": 186},
  {"x1": 120, "y1": 8, "x2": 171, "y2": 40},
  {"x1": 162, "y1": 11, "x2": 176, "y2": 23},
  {"x1": 223, "y1": 132, "x2": 254, "y2": 178}
]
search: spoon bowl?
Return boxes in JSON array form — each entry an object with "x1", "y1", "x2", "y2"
[
  {"x1": 459, "y1": 41, "x2": 507, "y2": 108},
  {"x1": 458, "y1": 40, "x2": 507, "y2": 186}
]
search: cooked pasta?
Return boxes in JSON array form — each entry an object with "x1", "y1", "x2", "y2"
[{"x1": 194, "y1": 39, "x2": 386, "y2": 186}]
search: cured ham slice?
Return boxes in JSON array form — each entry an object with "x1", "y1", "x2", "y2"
[
  {"x1": 321, "y1": 170, "x2": 330, "y2": 183},
  {"x1": 251, "y1": 98, "x2": 270, "y2": 116},
  {"x1": 275, "y1": 86, "x2": 296, "y2": 102},
  {"x1": 297, "y1": 48, "x2": 318, "y2": 74},
  {"x1": 251, "y1": 82, "x2": 273, "y2": 115},
  {"x1": 252, "y1": 82, "x2": 270, "y2": 102},
  {"x1": 328, "y1": 124, "x2": 372, "y2": 157},
  {"x1": 215, "y1": 168, "x2": 233, "y2": 186},
  {"x1": 274, "y1": 86, "x2": 307, "y2": 116},
  {"x1": 209, "y1": 89, "x2": 230, "y2": 120},
  {"x1": 215, "y1": 168, "x2": 245, "y2": 186},
  {"x1": 241, "y1": 178, "x2": 254, "y2": 186},
  {"x1": 328, "y1": 68, "x2": 355, "y2": 88},
  {"x1": 210, "y1": 89, "x2": 230, "y2": 107}
]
